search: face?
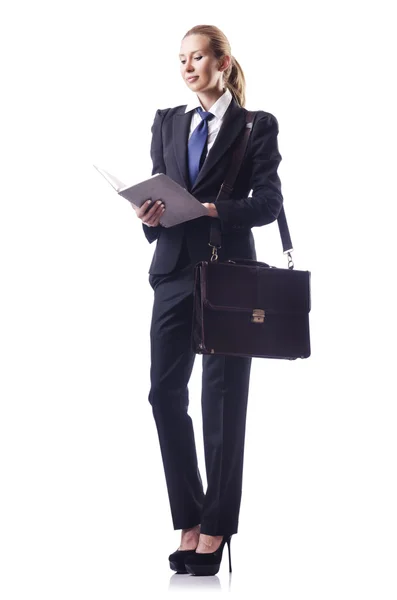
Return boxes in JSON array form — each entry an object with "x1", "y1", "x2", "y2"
[{"x1": 179, "y1": 34, "x2": 227, "y2": 94}]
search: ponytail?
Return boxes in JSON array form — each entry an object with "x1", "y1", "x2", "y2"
[{"x1": 224, "y1": 55, "x2": 246, "y2": 108}]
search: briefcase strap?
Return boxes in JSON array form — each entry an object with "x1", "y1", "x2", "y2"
[{"x1": 210, "y1": 111, "x2": 294, "y2": 268}]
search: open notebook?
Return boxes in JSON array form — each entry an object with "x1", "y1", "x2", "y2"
[{"x1": 94, "y1": 165, "x2": 208, "y2": 228}]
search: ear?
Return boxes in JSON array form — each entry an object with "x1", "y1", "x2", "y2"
[{"x1": 219, "y1": 55, "x2": 232, "y2": 72}]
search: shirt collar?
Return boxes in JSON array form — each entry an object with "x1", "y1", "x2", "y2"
[{"x1": 185, "y1": 87, "x2": 233, "y2": 120}]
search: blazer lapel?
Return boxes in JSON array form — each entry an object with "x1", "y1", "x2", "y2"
[
  {"x1": 173, "y1": 109, "x2": 192, "y2": 189},
  {"x1": 172, "y1": 97, "x2": 247, "y2": 193},
  {"x1": 191, "y1": 98, "x2": 246, "y2": 193}
]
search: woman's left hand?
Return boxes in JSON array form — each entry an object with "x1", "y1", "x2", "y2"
[{"x1": 202, "y1": 203, "x2": 219, "y2": 218}]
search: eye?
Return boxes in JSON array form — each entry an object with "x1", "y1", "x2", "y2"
[{"x1": 180, "y1": 56, "x2": 203, "y2": 64}]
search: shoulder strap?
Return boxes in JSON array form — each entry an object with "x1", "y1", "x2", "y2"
[{"x1": 210, "y1": 110, "x2": 294, "y2": 266}]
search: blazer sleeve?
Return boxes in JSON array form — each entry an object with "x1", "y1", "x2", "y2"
[
  {"x1": 215, "y1": 112, "x2": 283, "y2": 229},
  {"x1": 142, "y1": 108, "x2": 169, "y2": 244}
]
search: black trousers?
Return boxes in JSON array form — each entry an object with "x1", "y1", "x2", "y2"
[{"x1": 148, "y1": 239, "x2": 252, "y2": 536}]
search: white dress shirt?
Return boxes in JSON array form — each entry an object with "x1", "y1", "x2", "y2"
[{"x1": 185, "y1": 87, "x2": 233, "y2": 160}]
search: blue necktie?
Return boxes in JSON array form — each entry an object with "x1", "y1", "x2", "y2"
[{"x1": 187, "y1": 107, "x2": 214, "y2": 189}]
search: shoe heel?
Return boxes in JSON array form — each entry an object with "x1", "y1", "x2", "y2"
[
  {"x1": 226, "y1": 537, "x2": 232, "y2": 573},
  {"x1": 184, "y1": 534, "x2": 233, "y2": 576}
]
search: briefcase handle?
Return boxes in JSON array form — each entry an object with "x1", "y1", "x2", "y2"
[
  {"x1": 226, "y1": 258, "x2": 272, "y2": 269},
  {"x1": 210, "y1": 111, "x2": 294, "y2": 270}
]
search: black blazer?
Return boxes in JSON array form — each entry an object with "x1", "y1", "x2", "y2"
[{"x1": 143, "y1": 97, "x2": 283, "y2": 275}]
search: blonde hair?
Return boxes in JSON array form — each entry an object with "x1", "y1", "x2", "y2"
[{"x1": 182, "y1": 24, "x2": 246, "y2": 108}]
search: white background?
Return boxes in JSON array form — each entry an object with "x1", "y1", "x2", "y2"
[{"x1": 1, "y1": 0, "x2": 396, "y2": 597}]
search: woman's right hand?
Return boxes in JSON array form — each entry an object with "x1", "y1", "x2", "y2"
[{"x1": 134, "y1": 199, "x2": 165, "y2": 227}]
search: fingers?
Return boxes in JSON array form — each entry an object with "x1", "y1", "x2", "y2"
[
  {"x1": 136, "y1": 199, "x2": 153, "y2": 218},
  {"x1": 137, "y1": 199, "x2": 165, "y2": 226},
  {"x1": 145, "y1": 200, "x2": 165, "y2": 226}
]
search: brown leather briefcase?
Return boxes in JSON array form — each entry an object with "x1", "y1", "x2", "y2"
[
  {"x1": 191, "y1": 111, "x2": 311, "y2": 360},
  {"x1": 192, "y1": 258, "x2": 311, "y2": 359}
]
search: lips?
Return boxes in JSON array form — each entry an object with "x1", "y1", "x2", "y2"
[{"x1": 186, "y1": 76, "x2": 199, "y2": 82}]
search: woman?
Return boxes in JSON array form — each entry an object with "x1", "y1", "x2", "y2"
[{"x1": 133, "y1": 24, "x2": 283, "y2": 576}]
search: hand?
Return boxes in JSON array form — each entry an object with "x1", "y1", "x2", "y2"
[
  {"x1": 134, "y1": 198, "x2": 165, "y2": 227},
  {"x1": 202, "y1": 202, "x2": 219, "y2": 218}
]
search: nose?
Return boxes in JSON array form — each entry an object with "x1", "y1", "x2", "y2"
[{"x1": 185, "y1": 57, "x2": 195, "y2": 73}]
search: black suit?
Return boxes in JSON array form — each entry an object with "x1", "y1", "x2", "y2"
[
  {"x1": 145, "y1": 97, "x2": 283, "y2": 536},
  {"x1": 144, "y1": 98, "x2": 283, "y2": 274}
]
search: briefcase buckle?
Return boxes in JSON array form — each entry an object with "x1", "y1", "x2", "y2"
[
  {"x1": 209, "y1": 245, "x2": 219, "y2": 262},
  {"x1": 251, "y1": 309, "x2": 265, "y2": 323}
]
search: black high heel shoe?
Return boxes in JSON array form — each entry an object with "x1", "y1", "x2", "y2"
[
  {"x1": 168, "y1": 548, "x2": 197, "y2": 574},
  {"x1": 184, "y1": 535, "x2": 232, "y2": 576}
]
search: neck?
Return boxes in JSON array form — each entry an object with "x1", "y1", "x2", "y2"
[{"x1": 197, "y1": 86, "x2": 226, "y2": 112}]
